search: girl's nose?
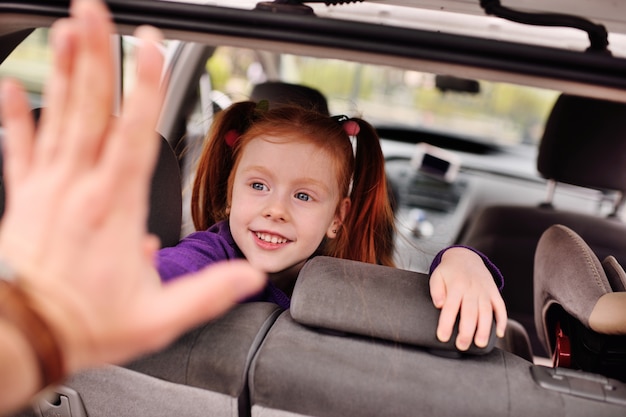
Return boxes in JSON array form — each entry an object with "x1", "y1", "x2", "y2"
[{"x1": 262, "y1": 196, "x2": 289, "y2": 222}]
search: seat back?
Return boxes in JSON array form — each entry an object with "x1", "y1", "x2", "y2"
[
  {"x1": 149, "y1": 136, "x2": 183, "y2": 248},
  {"x1": 249, "y1": 257, "x2": 626, "y2": 417},
  {"x1": 12, "y1": 302, "x2": 282, "y2": 417},
  {"x1": 460, "y1": 94, "x2": 626, "y2": 357},
  {"x1": 534, "y1": 224, "x2": 626, "y2": 380}
]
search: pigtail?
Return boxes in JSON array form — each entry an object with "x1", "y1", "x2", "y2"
[
  {"x1": 191, "y1": 101, "x2": 258, "y2": 230},
  {"x1": 330, "y1": 118, "x2": 396, "y2": 266}
]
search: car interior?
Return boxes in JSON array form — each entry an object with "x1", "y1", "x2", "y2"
[
  {"x1": 1, "y1": 0, "x2": 626, "y2": 416},
  {"x1": 460, "y1": 93, "x2": 626, "y2": 356}
]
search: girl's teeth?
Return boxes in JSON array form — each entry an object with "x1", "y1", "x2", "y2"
[{"x1": 256, "y1": 232, "x2": 287, "y2": 244}]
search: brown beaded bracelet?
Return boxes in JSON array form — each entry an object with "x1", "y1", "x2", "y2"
[{"x1": 0, "y1": 279, "x2": 64, "y2": 388}]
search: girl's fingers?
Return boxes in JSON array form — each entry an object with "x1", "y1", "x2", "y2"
[
  {"x1": 455, "y1": 296, "x2": 478, "y2": 351},
  {"x1": 473, "y1": 296, "x2": 494, "y2": 348},
  {"x1": 436, "y1": 288, "x2": 462, "y2": 344},
  {"x1": 493, "y1": 294, "x2": 508, "y2": 338},
  {"x1": 429, "y1": 270, "x2": 446, "y2": 309}
]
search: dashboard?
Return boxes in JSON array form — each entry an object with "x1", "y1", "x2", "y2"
[{"x1": 383, "y1": 139, "x2": 612, "y2": 272}]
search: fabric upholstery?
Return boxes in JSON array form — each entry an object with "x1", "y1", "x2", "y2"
[
  {"x1": 11, "y1": 365, "x2": 239, "y2": 417},
  {"x1": 126, "y1": 302, "x2": 282, "y2": 395},
  {"x1": 534, "y1": 224, "x2": 614, "y2": 353},
  {"x1": 11, "y1": 303, "x2": 282, "y2": 417},
  {"x1": 602, "y1": 255, "x2": 626, "y2": 292},
  {"x1": 495, "y1": 319, "x2": 533, "y2": 362},
  {"x1": 249, "y1": 312, "x2": 625, "y2": 417},
  {"x1": 291, "y1": 256, "x2": 496, "y2": 355}
]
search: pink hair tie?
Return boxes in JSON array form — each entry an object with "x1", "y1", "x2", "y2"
[
  {"x1": 343, "y1": 120, "x2": 360, "y2": 136},
  {"x1": 225, "y1": 129, "x2": 240, "y2": 147},
  {"x1": 332, "y1": 115, "x2": 360, "y2": 136}
]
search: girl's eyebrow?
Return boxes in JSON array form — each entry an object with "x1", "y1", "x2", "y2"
[{"x1": 243, "y1": 165, "x2": 332, "y2": 194}]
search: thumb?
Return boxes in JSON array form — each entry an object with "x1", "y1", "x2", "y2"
[{"x1": 146, "y1": 260, "x2": 266, "y2": 347}]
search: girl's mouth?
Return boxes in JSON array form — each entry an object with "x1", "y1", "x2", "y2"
[{"x1": 255, "y1": 231, "x2": 289, "y2": 244}]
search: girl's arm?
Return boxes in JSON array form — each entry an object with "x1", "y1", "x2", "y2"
[{"x1": 428, "y1": 246, "x2": 507, "y2": 351}]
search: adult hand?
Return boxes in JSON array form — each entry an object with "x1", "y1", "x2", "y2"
[
  {"x1": 429, "y1": 247, "x2": 507, "y2": 351},
  {"x1": 0, "y1": 0, "x2": 264, "y2": 387}
]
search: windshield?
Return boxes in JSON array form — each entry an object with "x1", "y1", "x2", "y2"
[{"x1": 207, "y1": 46, "x2": 559, "y2": 146}]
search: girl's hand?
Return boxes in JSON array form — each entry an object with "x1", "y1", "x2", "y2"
[{"x1": 429, "y1": 247, "x2": 507, "y2": 350}]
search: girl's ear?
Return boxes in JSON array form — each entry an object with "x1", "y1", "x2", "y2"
[{"x1": 326, "y1": 197, "x2": 351, "y2": 239}]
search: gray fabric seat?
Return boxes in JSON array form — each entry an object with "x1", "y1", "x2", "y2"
[
  {"x1": 249, "y1": 257, "x2": 626, "y2": 417},
  {"x1": 460, "y1": 94, "x2": 626, "y2": 357},
  {"x1": 534, "y1": 224, "x2": 626, "y2": 380},
  {"x1": 14, "y1": 302, "x2": 282, "y2": 417}
]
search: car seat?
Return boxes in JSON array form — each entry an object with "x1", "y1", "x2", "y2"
[
  {"x1": 10, "y1": 302, "x2": 282, "y2": 417},
  {"x1": 534, "y1": 224, "x2": 626, "y2": 381},
  {"x1": 459, "y1": 94, "x2": 626, "y2": 357},
  {"x1": 149, "y1": 135, "x2": 183, "y2": 248},
  {"x1": 248, "y1": 256, "x2": 626, "y2": 417}
]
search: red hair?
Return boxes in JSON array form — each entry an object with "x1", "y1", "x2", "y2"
[{"x1": 191, "y1": 102, "x2": 395, "y2": 267}]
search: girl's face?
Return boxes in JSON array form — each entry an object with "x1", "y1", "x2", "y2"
[{"x1": 229, "y1": 135, "x2": 348, "y2": 275}]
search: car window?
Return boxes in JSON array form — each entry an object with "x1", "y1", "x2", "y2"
[
  {"x1": 0, "y1": 30, "x2": 169, "y2": 125},
  {"x1": 204, "y1": 46, "x2": 559, "y2": 146},
  {"x1": 0, "y1": 28, "x2": 51, "y2": 112}
]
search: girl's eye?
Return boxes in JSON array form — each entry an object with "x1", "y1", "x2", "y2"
[
  {"x1": 295, "y1": 192, "x2": 311, "y2": 202},
  {"x1": 251, "y1": 182, "x2": 267, "y2": 191}
]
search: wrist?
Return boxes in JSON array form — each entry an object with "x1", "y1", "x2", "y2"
[
  {"x1": 430, "y1": 245, "x2": 504, "y2": 291},
  {"x1": 0, "y1": 268, "x2": 66, "y2": 389},
  {"x1": 0, "y1": 319, "x2": 40, "y2": 410}
]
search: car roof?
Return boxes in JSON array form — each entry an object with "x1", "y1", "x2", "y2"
[
  {"x1": 142, "y1": 1, "x2": 626, "y2": 102},
  {"x1": 1, "y1": 1, "x2": 625, "y2": 105},
  {"x1": 165, "y1": 0, "x2": 626, "y2": 53}
]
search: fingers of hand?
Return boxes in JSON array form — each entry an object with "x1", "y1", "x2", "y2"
[
  {"x1": 429, "y1": 270, "x2": 446, "y2": 309},
  {"x1": 493, "y1": 294, "x2": 508, "y2": 338},
  {"x1": 61, "y1": 0, "x2": 116, "y2": 166},
  {"x1": 0, "y1": 79, "x2": 35, "y2": 184},
  {"x1": 124, "y1": 261, "x2": 265, "y2": 355},
  {"x1": 472, "y1": 295, "x2": 495, "y2": 348},
  {"x1": 455, "y1": 295, "x2": 478, "y2": 351},
  {"x1": 435, "y1": 287, "x2": 461, "y2": 344},
  {"x1": 35, "y1": 18, "x2": 79, "y2": 163},
  {"x1": 100, "y1": 25, "x2": 164, "y2": 203}
]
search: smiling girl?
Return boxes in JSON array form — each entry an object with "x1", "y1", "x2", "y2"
[{"x1": 156, "y1": 101, "x2": 506, "y2": 350}]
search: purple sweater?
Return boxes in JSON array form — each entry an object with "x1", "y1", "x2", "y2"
[{"x1": 157, "y1": 220, "x2": 503, "y2": 310}]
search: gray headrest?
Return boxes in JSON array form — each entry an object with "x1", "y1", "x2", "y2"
[
  {"x1": 291, "y1": 256, "x2": 496, "y2": 355},
  {"x1": 534, "y1": 224, "x2": 626, "y2": 354},
  {"x1": 537, "y1": 94, "x2": 626, "y2": 192},
  {"x1": 250, "y1": 81, "x2": 330, "y2": 115}
]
